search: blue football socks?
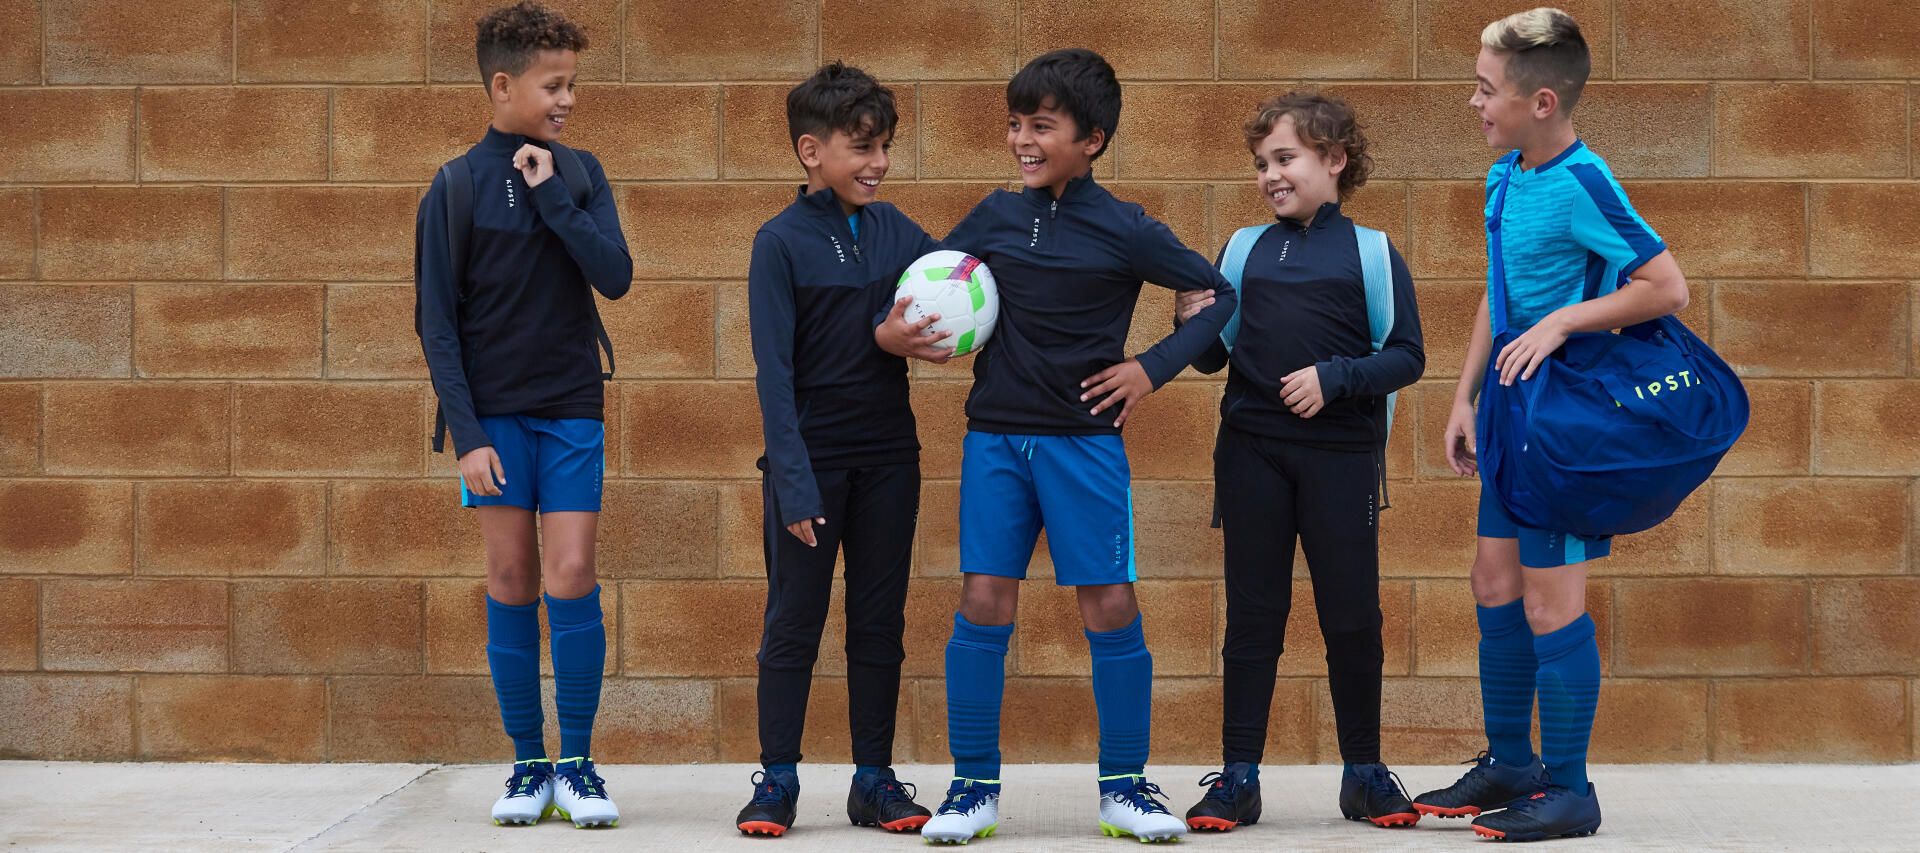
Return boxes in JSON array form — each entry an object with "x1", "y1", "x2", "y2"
[
  {"x1": 546, "y1": 585, "x2": 606, "y2": 762},
  {"x1": 1534, "y1": 614, "x2": 1601, "y2": 792},
  {"x1": 485, "y1": 595, "x2": 546, "y2": 762},
  {"x1": 1087, "y1": 613, "x2": 1153, "y2": 793},
  {"x1": 945, "y1": 611, "x2": 1013, "y2": 784},
  {"x1": 1477, "y1": 599, "x2": 1538, "y2": 767}
]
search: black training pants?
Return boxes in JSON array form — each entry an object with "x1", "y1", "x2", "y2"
[
  {"x1": 1214, "y1": 424, "x2": 1386, "y2": 765},
  {"x1": 756, "y1": 461, "x2": 919, "y2": 768}
]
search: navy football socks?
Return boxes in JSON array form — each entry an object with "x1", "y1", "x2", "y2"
[
  {"x1": 547, "y1": 585, "x2": 606, "y2": 761},
  {"x1": 1534, "y1": 614, "x2": 1600, "y2": 792},
  {"x1": 946, "y1": 612, "x2": 1013, "y2": 785},
  {"x1": 1476, "y1": 600, "x2": 1538, "y2": 767},
  {"x1": 1088, "y1": 613, "x2": 1153, "y2": 793},
  {"x1": 486, "y1": 595, "x2": 547, "y2": 762}
]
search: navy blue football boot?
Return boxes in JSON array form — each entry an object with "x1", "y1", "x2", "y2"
[
  {"x1": 1412, "y1": 751, "x2": 1547, "y2": 819},
  {"x1": 1340, "y1": 762, "x2": 1419, "y2": 827},
  {"x1": 1184, "y1": 762, "x2": 1261, "y2": 832},
  {"x1": 1471, "y1": 780, "x2": 1602, "y2": 841},
  {"x1": 847, "y1": 769, "x2": 931, "y2": 833},
  {"x1": 736, "y1": 768, "x2": 800, "y2": 836}
]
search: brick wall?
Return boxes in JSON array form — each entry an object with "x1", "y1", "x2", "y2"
[{"x1": 1, "y1": 0, "x2": 1915, "y2": 764}]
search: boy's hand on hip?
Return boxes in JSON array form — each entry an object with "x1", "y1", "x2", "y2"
[
  {"x1": 1172, "y1": 289, "x2": 1216, "y2": 327},
  {"x1": 458, "y1": 447, "x2": 507, "y2": 496},
  {"x1": 1080, "y1": 358, "x2": 1152, "y2": 427},
  {"x1": 786, "y1": 517, "x2": 826, "y2": 548},
  {"x1": 1443, "y1": 398, "x2": 1479, "y2": 477},
  {"x1": 874, "y1": 295, "x2": 954, "y2": 363},
  {"x1": 1280, "y1": 366, "x2": 1325, "y2": 418},
  {"x1": 513, "y1": 144, "x2": 555, "y2": 187},
  {"x1": 1494, "y1": 314, "x2": 1569, "y2": 385}
]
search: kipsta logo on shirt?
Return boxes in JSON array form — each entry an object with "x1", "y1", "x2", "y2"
[
  {"x1": 505, "y1": 178, "x2": 516, "y2": 208},
  {"x1": 828, "y1": 235, "x2": 846, "y2": 263}
]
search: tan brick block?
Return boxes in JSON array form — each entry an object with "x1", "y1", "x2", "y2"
[
  {"x1": 0, "y1": 578, "x2": 36, "y2": 670},
  {"x1": 720, "y1": 86, "x2": 803, "y2": 181},
  {"x1": 237, "y1": 0, "x2": 426, "y2": 83},
  {"x1": 1115, "y1": 85, "x2": 1275, "y2": 181},
  {"x1": 1713, "y1": 677, "x2": 1908, "y2": 761},
  {"x1": 1717, "y1": 380, "x2": 1811, "y2": 476},
  {"x1": 598, "y1": 283, "x2": 715, "y2": 378},
  {"x1": 1588, "y1": 678, "x2": 1709, "y2": 762},
  {"x1": 0, "y1": 286, "x2": 131, "y2": 379},
  {"x1": 227, "y1": 187, "x2": 418, "y2": 281},
  {"x1": 1263, "y1": 581, "x2": 1412, "y2": 678},
  {"x1": 1715, "y1": 281, "x2": 1906, "y2": 377},
  {"x1": 429, "y1": 0, "x2": 623, "y2": 82},
  {"x1": 1617, "y1": 579, "x2": 1807, "y2": 675},
  {"x1": 1814, "y1": 381, "x2": 1920, "y2": 475},
  {"x1": 1324, "y1": 85, "x2": 1498, "y2": 180},
  {"x1": 617, "y1": 184, "x2": 793, "y2": 280},
  {"x1": 43, "y1": 383, "x2": 229, "y2": 477},
  {"x1": 329, "y1": 675, "x2": 506, "y2": 761},
  {"x1": 1715, "y1": 478, "x2": 1907, "y2": 575},
  {"x1": 1378, "y1": 480, "x2": 1480, "y2": 577},
  {"x1": 717, "y1": 481, "x2": 763, "y2": 578},
  {"x1": 1416, "y1": 0, "x2": 1612, "y2": 79},
  {"x1": 0, "y1": 675, "x2": 134, "y2": 760},
  {"x1": 1145, "y1": 677, "x2": 1219, "y2": 762},
  {"x1": 0, "y1": 480, "x2": 132, "y2": 575},
  {"x1": 423, "y1": 579, "x2": 618, "y2": 676},
  {"x1": 1617, "y1": 0, "x2": 1809, "y2": 78},
  {"x1": 1023, "y1": 0, "x2": 1214, "y2": 79},
  {"x1": 0, "y1": 0, "x2": 38, "y2": 84},
  {"x1": 133, "y1": 284, "x2": 323, "y2": 378},
  {"x1": 720, "y1": 676, "x2": 914, "y2": 763},
  {"x1": 233, "y1": 579, "x2": 423, "y2": 674},
  {"x1": 1384, "y1": 384, "x2": 1418, "y2": 480},
  {"x1": 1815, "y1": 0, "x2": 1920, "y2": 77},
  {"x1": 919, "y1": 84, "x2": 1022, "y2": 181},
  {"x1": 1407, "y1": 181, "x2": 1487, "y2": 279},
  {"x1": 586, "y1": 678, "x2": 719, "y2": 763},
  {"x1": 824, "y1": 0, "x2": 1014, "y2": 80},
  {"x1": 710, "y1": 281, "x2": 756, "y2": 382},
  {"x1": 328, "y1": 480, "x2": 482, "y2": 576},
  {"x1": 138, "y1": 481, "x2": 326, "y2": 576},
  {"x1": 621, "y1": 382, "x2": 758, "y2": 478},
  {"x1": 44, "y1": 0, "x2": 230, "y2": 83},
  {"x1": 1412, "y1": 382, "x2": 1463, "y2": 479},
  {"x1": 621, "y1": 580, "x2": 762, "y2": 676},
  {"x1": 913, "y1": 479, "x2": 959, "y2": 577},
  {"x1": 39, "y1": 188, "x2": 221, "y2": 281},
  {"x1": 1605, "y1": 488, "x2": 1711, "y2": 577},
  {"x1": 330, "y1": 87, "x2": 486, "y2": 182},
  {"x1": 1715, "y1": 84, "x2": 1907, "y2": 178},
  {"x1": 0, "y1": 90, "x2": 134, "y2": 182},
  {"x1": 1323, "y1": 677, "x2": 1484, "y2": 764},
  {"x1": 325, "y1": 285, "x2": 426, "y2": 379},
  {"x1": 1410, "y1": 579, "x2": 1474, "y2": 676},
  {"x1": 41, "y1": 579, "x2": 226, "y2": 672},
  {"x1": 598, "y1": 481, "x2": 720, "y2": 579},
  {"x1": 0, "y1": 189, "x2": 31, "y2": 280},
  {"x1": 900, "y1": 384, "x2": 963, "y2": 484},
  {"x1": 626, "y1": 0, "x2": 816, "y2": 81},
  {"x1": 1124, "y1": 383, "x2": 1219, "y2": 481},
  {"x1": 1810, "y1": 184, "x2": 1920, "y2": 279},
  {"x1": 1221, "y1": 0, "x2": 1412, "y2": 79},
  {"x1": 552, "y1": 85, "x2": 722, "y2": 181},
  {"x1": 893, "y1": 186, "x2": 997, "y2": 249},
  {"x1": 235, "y1": 382, "x2": 422, "y2": 476},
  {"x1": 899, "y1": 577, "x2": 963, "y2": 678},
  {"x1": 1812, "y1": 578, "x2": 1920, "y2": 675},
  {"x1": 1410, "y1": 286, "x2": 1483, "y2": 390},
  {"x1": 1132, "y1": 482, "x2": 1222, "y2": 578},
  {"x1": 1631, "y1": 182, "x2": 1805, "y2": 278},
  {"x1": 140, "y1": 88, "x2": 329, "y2": 182},
  {"x1": 1575, "y1": 84, "x2": 1712, "y2": 178},
  {"x1": 137, "y1": 675, "x2": 327, "y2": 761}
]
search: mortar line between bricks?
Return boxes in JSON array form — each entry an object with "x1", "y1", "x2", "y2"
[
  {"x1": 230, "y1": 0, "x2": 238, "y2": 84},
  {"x1": 283, "y1": 764, "x2": 441, "y2": 852},
  {"x1": 20, "y1": 76, "x2": 1920, "y2": 89},
  {"x1": 23, "y1": 176, "x2": 1920, "y2": 188}
]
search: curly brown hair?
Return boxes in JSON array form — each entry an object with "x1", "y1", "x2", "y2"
[
  {"x1": 476, "y1": 2, "x2": 588, "y2": 82},
  {"x1": 1242, "y1": 92, "x2": 1373, "y2": 201}
]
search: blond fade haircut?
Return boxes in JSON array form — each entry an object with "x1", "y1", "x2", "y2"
[{"x1": 1481, "y1": 7, "x2": 1591, "y2": 114}]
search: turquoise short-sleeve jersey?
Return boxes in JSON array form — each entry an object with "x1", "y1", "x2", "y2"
[{"x1": 1484, "y1": 141, "x2": 1666, "y2": 331}]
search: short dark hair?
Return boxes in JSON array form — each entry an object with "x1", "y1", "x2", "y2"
[
  {"x1": 1007, "y1": 48, "x2": 1121, "y2": 160},
  {"x1": 1482, "y1": 7, "x2": 1590, "y2": 113},
  {"x1": 476, "y1": 2, "x2": 587, "y2": 83},
  {"x1": 1242, "y1": 92, "x2": 1374, "y2": 201},
  {"x1": 787, "y1": 62, "x2": 899, "y2": 154}
]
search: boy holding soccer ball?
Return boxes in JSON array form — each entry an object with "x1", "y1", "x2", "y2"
[
  {"x1": 892, "y1": 48, "x2": 1239, "y2": 845},
  {"x1": 735, "y1": 61, "x2": 945, "y2": 838}
]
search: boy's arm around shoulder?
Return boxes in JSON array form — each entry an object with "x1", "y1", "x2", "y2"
[
  {"x1": 531, "y1": 149, "x2": 632, "y2": 299},
  {"x1": 1317, "y1": 241, "x2": 1425, "y2": 400},
  {"x1": 1127, "y1": 212, "x2": 1238, "y2": 387},
  {"x1": 415, "y1": 172, "x2": 492, "y2": 457},
  {"x1": 748, "y1": 229, "x2": 825, "y2": 526},
  {"x1": 1174, "y1": 244, "x2": 1231, "y2": 375}
]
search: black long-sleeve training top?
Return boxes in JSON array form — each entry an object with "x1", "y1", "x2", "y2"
[
  {"x1": 416, "y1": 127, "x2": 633, "y2": 458},
  {"x1": 939, "y1": 172, "x2": 1239, "y2": 435},
  {"x1": 750, "y1": 186, "x2": 939, "y2": 526},
  {"x1": 1191, "y1": 202, "x2": 1424, "y2": 448}
]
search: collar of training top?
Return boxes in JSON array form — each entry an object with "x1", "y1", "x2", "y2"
[
  {"x1": 1276, "y1": 201, "x2": 1344, "y2": 232},
  {"x1": 1023, "y1": 170, "x2": 1098, "y2": 206},
  {"x1": 795, "y1": 183, "x2": 855, "y2": 216},
  {"x1": 478, "y1": 125, "x2": 550, "y2": 154}
]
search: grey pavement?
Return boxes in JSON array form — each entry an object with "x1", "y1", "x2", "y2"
[{"x1": 1, "y1": 761, "x2": 1911, "y2": 852}]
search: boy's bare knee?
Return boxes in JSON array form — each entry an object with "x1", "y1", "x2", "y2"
[
  {"x1": 1076, "y1": 584, "x2": 1139, "y2": 633},
  {"x1": 488, "y1": 561, "x2": 541, "y2": 606},
  {"x1": 959, "y1": 576, "x2": 1018, "y2": 626}
]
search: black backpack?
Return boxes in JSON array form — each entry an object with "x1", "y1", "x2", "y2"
[{"x1": 413, "y1": 142, "x2": 617, "y2": 453}]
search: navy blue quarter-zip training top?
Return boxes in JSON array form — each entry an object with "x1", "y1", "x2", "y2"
[
  {"x1": 751, "y1": 186, "x2": 939, "y2": 526},
  {"x1": 1192, "y1": 202, "x2": 1424, "y2": 448},
  {"x1": 417, "y1": 127, "x2": 633, "y2": 458},
  {"x1": 940, "y1": 173, "x2": 1238, "y2": 435}
]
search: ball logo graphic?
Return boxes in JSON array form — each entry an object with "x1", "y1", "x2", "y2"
[{"x1": 895, "y1": 250, "x2": 1000, "y2": 356}]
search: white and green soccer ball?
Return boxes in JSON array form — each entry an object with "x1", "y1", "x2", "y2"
[{"x1": 895, "y1": 250, "x2": 999, "y2": 356}]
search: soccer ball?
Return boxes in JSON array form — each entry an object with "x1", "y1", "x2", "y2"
[{"x1": 895, "y1": 250, "x2": 999, "y2": 356}]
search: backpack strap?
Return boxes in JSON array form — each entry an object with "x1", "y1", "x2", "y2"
[
  {"x1": 547, "y1": 142, "x2": 616, "y2": 381},
  {"x1": 1215, "y1": 224, "x2": 1272, "y2": 354},
  {"x1": 1354, "y1": 224, "x2": 1396, "y2": 451},
  {"x1": 429, "y1": 155, "x2": 474, "y2": 454}
]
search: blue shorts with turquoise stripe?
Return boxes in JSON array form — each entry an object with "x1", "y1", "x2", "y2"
[
  {"x1": 460, "y1": 415, "x2": 604, "y2": 513},
  {"x1": 1477, "y1": 478, "x2": 1610, "y2": 568},
  {"x1": 959, "y1": 431, "x2": 1135, "y2": 586}
]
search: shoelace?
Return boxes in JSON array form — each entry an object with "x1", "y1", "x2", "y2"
[
  {"x1": 504, "y1": 770, "x2": 549, "y2": 797},
  {"x1": 1195, "y1": 771, "x2": 1243, "y2": 803},
  {"x1": 862, "y1": 778, "x2": 919, "y2": 809},
  {"x1": 558, "y1": 763, "x2": 607, "y2": 800},
  {"x1": 748, "y1": 770, "x2": 795, "y2": 807},
  {"x1": 939, "y1": 785, "x2": 992, "y2": 816},
  {"x1": 1359, "y1": 765, "x2": 1412, "y2": 803},
  {"x1": 1112, "y1": 780, "x2": 1172, "y2": 815}
]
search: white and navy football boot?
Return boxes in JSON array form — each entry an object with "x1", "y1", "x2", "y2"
[
  {"x1": 490, "y1": 759, "x2": 555, "y2": 826},
  {"x1": 551, "y1": 757, "x2": 619, "y2": 828}
]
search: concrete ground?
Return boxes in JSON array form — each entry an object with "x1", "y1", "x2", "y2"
[{"x1": 1, "y1": 761, "x2": 1910, "y2": 852}]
